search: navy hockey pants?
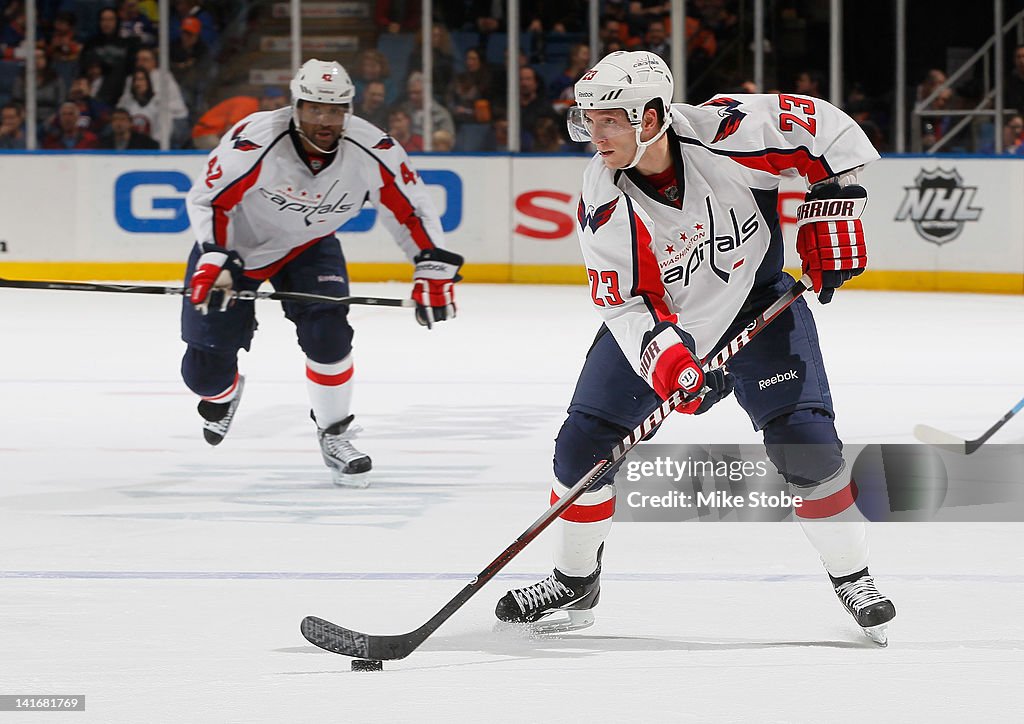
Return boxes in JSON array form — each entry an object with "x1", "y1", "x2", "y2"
[
  {"x1": 180, "y1": 236, "x2": 353, "y2": 397},
  {"x1": 555, "y1": 274, "x2": 843, "y2": 489}
]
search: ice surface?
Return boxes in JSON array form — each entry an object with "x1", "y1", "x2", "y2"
[{"x1": 1, "y1": 284, "x2": 1022, "y2": 722}]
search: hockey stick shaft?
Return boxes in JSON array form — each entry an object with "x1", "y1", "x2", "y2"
[
  {"x1": 0, "y1": 278, "x2": 415, "y2": 307},
  {"x1": 915, "y1": 396, "x2": 1024, "y2": 454},
  {"x1": 301, "y1": 275, "x2": 813, "y2": 660}
]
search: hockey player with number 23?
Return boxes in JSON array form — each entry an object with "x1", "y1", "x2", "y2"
[
  {"x1": 180, "y1": 59, "x2": 463, "y2": 488},
  {"x1": 495, "y1": 51, "x2": 896, "y2": 645}
]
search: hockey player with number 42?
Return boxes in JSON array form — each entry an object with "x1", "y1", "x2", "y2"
[
  {"x1": 180, "y1": 59, "x2": 463, "y2": 488},
  {"x1": 495, "y1": 51, "x2": 896, "y2": 645}
]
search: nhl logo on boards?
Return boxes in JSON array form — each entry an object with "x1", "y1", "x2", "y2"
[{"x1": 894, "y1": 168, "x2": 982, "y2": 245}]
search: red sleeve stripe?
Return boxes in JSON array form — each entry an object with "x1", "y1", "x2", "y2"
[
  {"x1": 726, "y1": 148, "x2": 832, "y2": 184},
  {"x1": 212, "y1": 160, "x2": 264, "y2": 246},
  {"x1": 550, "y1": 489, "x2": 616, "y2": 523},
  {"x1": 627, "y1": 199, "x2": 678, "y2": 325},
  {"x1": 377, "y1": 162, "x2": 434, "y2": 251},
  {"x1": 306, "y1": 363, "x2": 354, "y2": 387},
  {"x1": 795, "y1": 481, "x2": 859, "y2": 519}
]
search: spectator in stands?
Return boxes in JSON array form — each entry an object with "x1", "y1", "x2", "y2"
[
  {"x1": 917, "y1": 68, "x2": 958, "y2": 151},
  {"x1": 170, "y1": 0, "x2": 219, "y2": 50},
  {"x1": 0, "y1": 101, "x2": 26, "y2": 149},
  {"x1": 128, "y1": 47, "x2": 190, "y2": 146},
  {"x1": 118, "y1": 0, "x2": 156, "y2": 48},
  {"x1": 518, "y1": 65, "x2": 556, "y2": 149},
  {"x1": 548, "y1": 43, "x2": 590, "y2": 104},
  {"x1": 641, "y1": 20, "x2": 670, "y2": 63},
  {"x1": 65, "y1": 75, "x2": 111, "y2": 133},
  {"x1": 447, "y1": 47, "x2": 492, "y2": 126},
  {"x1": 42, "y1": 101, "x2": 99, "y2": 149},
  {"x1": 1005, "y1": 44, "x2": 1024, "y2": 113},
  {"x1": 795, "y1": 69, "x2": 826, "y2": 98},
  {"x1": 99, "y1": 106, "x2": 159, "y2": 149},
  {"x1": 437, "y1": 0, "x2": 503, "y2": 34},
  {"x1": 978, "y1": 113, "x2": 1024, "y2": 154},
  {"x1": 80, "y1": 6, "x2": 138, "y2": 107},
  {"x1": 484, "y1": 107, "x2": 509, "y2": 151},
  {"x1": 12, "y1": 48, "x2": 65, "y2": 128},
  {"x1": 432, "y1": 128, "x2": 455, "y2": 152},
  {"x1": 118, "y1": 68, "x2": 161, "y2": 139},
  {"x1": 355, "y1": 80, "x2": 389, "y2": 128},
  {"x1": 402, "y1": 71, "x2": 455, "y2": 139},
  {"x1": 0, "y1": 2, "x2": 25, "y2": 60},
  {"x1": 598, "y1": 16, "x2": 628, "y2": 55},
  {"x1": 408, "y1": 23, "x2": 455, "y2": 102},
  {"x1": 352, "y1": 49, "x2": 396, "y2": 105},
  {"x1": 531, "y1": 115, "x2": 566, "y2": 153},
  {"x1": 170, "y1": 16, "x2": 212, "y2": 119},
  {"x1": 191, "y1": 86, "x2": 287, "y2": 149},
  {"x1": 375, "y1": 0, "x2": 421, "y2": 34},
  {"x1": 46, "y1": 11, "x2": 82, "y2": 65},
  {"x1": 625, "y1": 0, "x2": 669, "y2": 37},
  {"x1": 387, "y1": 105, "x2": 423, "y2": 152}
]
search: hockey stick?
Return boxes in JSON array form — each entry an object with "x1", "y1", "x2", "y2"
[
  {"x1": 914, "y1": 396, "x2": 1024, "y2": 455},
  {"x1": 299, "y1": 275, "x2": 814, "y2": 661},
  {"x1": 0, "y1": 278, "x2": 415, "y2": 308}
]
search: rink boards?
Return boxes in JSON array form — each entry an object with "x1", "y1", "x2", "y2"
[{"x1": 0, "y1": 152, "x2": 1021, "y2": 293}]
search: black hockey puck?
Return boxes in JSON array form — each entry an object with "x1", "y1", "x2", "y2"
[{"x1": 351, "y1": 659, "x2": 383, "y2": 672}]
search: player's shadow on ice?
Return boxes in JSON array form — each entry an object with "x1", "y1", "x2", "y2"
[{"x1": 410, "y1": 627, "x2": 874, "y2": 661}]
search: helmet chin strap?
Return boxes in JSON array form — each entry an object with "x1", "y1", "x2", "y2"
[
  {"x1": 618, "y1": 115, "x2": 671, "y2": 170},
  {"x1": 295, "y1": 126, "x2": 342, "y2": 155}
]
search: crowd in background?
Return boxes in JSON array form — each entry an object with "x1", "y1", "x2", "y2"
[{"x1": 1, "y1": 0, "x2": 1023, "y2": 154}]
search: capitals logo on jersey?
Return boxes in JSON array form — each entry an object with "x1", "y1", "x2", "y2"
[
  {"x1": 577, "y1": 197, "x2": 619, "y2": 233},
  {"x1": 373, "y1": 135, "x2": 396, "y2": 150},
  {"x1": 702, "y1": 97, "x2": 747, "y2": 143},
  {"x1": 231, "y1": 122, "x2": 262, "y2": 151}
]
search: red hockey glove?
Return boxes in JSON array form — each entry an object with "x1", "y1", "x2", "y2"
[
  {"x1": 411, "y1": 247, "x2": 464, "y2": 329},
  {"x1": 796, "y1": 181, "x2": 868, "y2": 304},
  {"x1": 189, "y1": 243, "x2": 245, "y2": 314},
  {"x1": 640, "y1": 324, "x2": 735, "y2": 415}
]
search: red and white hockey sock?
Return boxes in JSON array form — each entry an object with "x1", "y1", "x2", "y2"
[
  {"x1": 552, "y1": 481, "x2": 615, "y2": 578},
  {"x1": 305, "y1": 355, "x2": 354, "y2": 428},
  {"x1": 202, "y1": 372, "x2": 241, "y2": 404},
  {"x1": 795, "y1": 462, "x2": 869, "y2": 577}
]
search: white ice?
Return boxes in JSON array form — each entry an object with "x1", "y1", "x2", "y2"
[{"x1": 1, "y1": 284, "x2": 1023, "y2": 723}]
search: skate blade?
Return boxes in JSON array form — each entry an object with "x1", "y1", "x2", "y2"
[
  {"x1": 331, "y1": 470, "x2": 370, "y2": 489},
  {"x1": 862, "y1": 623, "x2": 889, "y2": 647},
  {"x1": 494, "y1": 609, "x2": 595, "y2": 635}
]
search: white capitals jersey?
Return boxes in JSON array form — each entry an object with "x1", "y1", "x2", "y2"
[
  {"x1": 576, "y1": 93, "x2": 879, "y2": 375},
  {"x1": 186, "y1": 107, "x2": 444, "y2": 277}
]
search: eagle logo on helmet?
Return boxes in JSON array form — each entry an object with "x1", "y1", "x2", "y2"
[{"x1": 703, "y1": 97, "x2": 747, "y2": 143}]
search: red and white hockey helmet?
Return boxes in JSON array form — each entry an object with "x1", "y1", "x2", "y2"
[
  {"x1": 568, "y1": 51, "x2": 674, "y2": 167},
  {"x1": 290, "y1": 59, "x2": 354, "y2": 115}
]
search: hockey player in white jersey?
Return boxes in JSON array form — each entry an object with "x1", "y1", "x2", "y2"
[
  {"x1": 180, "y1": 59, "x2": 463, "y2": 487},
  {"x1": 495, "y1": 51, "x2": 896, "y2": 644}
]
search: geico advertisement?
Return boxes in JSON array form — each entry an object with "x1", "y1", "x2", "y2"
[{"x1": 0, "y1": 154, "x2": 1020, "y2": 275}]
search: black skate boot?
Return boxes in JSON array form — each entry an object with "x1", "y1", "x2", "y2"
[
  {"x1": 197, "y1": 375, "x2": 245, "y2": 446},
  {"x1": 316, "y1": 414, "x2": 372, "y2": 488},
  {"x1": 830, "y1": 567, "x2": 896, "y2": 646},
  {"x1": 495, "y1": 545, "x2": 603, "y2": 633}
]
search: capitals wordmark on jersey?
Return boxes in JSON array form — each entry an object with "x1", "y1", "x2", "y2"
[{"x1": 660, "y1": 197, "x2": 759, "y2": 287}]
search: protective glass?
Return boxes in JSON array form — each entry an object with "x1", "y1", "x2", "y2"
[
  {"x1": 567, "y1": 107, "x2": 636, "y2": 142},
  {"x1": 297, "y1": 102, "x2": 350, "y2": 126}
]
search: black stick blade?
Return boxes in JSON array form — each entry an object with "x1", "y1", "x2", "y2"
[{"x1": 300, "y1": 616, "x2": 419, "y2": 660}]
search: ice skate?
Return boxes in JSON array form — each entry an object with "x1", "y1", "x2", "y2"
[
  {"x1": 495, "y1": 545, "x2": 603, "y2": 633},
  {"x1": 830, "y1": 568, "x2": 896, "y2": 646},
  {"x1": 197, "y1": 375, "x2": 245, "y2": 446},
  {"x1": 316, "y1": 414, "x2": 372, "y2": 488}
]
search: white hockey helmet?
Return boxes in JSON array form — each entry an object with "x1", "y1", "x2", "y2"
[
  {"x1": 567, "y1": 51, "x2": 674, "y2": 168},
  {"x1": 290, "y1": 59, "x2": 355, "y2": 151}
]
